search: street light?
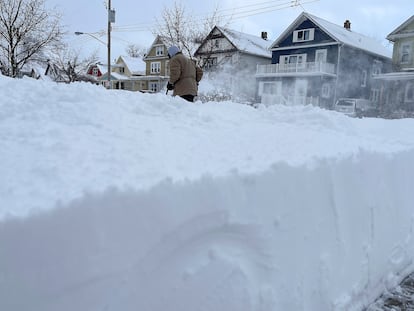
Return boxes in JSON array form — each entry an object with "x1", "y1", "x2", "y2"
[
  {"x1": 74, "y1": 2, "x2": 114, "y2": 89},
  {"x1": 74, "y1": 32, "x2": 106, "y2": 46}
]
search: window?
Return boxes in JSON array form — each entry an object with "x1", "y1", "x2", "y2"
[
  {"x1": 361, "y1": 70, "x2": 367, "y2": 87},
  {"x1": 401, "y1": 44, "x2": 411, "y2": 64},
  {"x1": 405, "y1": 82, "x2": 414, "y2": 102},
  {"x1": 280, "y1": 54, "x2": 307, "y2": 67},
  {"x1": 214, "y1": 39, "x2": 220, "y2": 48},
  {"x1": 150, "y1": 82, "x2": 158, "y2": 92},
  {"x1": 92, "y1": 67, "x2": 99, "y2": 76},
  {"x1": 259, "y1": 81, "x2": 282, "y2": 96},
  {"x1": 371, "y1": 89, "x2": 380, "y2": 102},
  {"x1": 321, "y1": 83, "x2": 330, "y2": 98},
  {"x1": 204, "y1": 57, "x2": 217, "y2": 69},
  {"x1": 119, "y1": 67, "x2": 125, "y2": 74},
  {"x1": 315, "y1": 49, "x2": 327, "y2": 63},
  {"x1": 155, "y1": 46, "x2": 164, "y2": 56},
  {"x1": 293, "y1": 28, "x2": 315, "y2": 42},
  {"x1": 372, "y1": 61, "x2": 382, "y2": 75},
  {"x1": 150, "y1": 62, "x2": 161, "y2": 74}
]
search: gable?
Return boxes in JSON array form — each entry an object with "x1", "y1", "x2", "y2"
[
  {"x1": 194, "y1": 26, "x2": 271, "y2": 59},
  {"x1": 275, "y1": 19, "x2": 335, "y2": 48},
  {"x1": 194, "y1": 26, "x2": 237, "y2": 56},
  {"x1": 143, "y1": 36, "x2": 168, "y2": 60},
  {"x1": 271, "y1": 12, "x2": 391, "y2": 59},
  {"x1": 387, "y1": 15, "x2": 414, "y2": 41}
]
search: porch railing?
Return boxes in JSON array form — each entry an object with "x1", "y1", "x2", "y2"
[{"x1": 256, "y1": 62, "x2": 336, "y2": 76}]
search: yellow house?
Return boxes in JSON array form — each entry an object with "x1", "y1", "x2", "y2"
[
  {"x1": 142, "y1": 35, "x2": 170, "y2": 92},
  {"x1": 111, "y1": 55, "x2": 147, "y2": 91}
]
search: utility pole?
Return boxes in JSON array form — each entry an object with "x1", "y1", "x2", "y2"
[{"x1": 107, "y1": 0, "x2": 115, "y2": 89}]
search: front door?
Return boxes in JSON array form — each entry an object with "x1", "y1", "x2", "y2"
[{"x1": 293, "y1": 79, "x2": 308, "y2": 105}]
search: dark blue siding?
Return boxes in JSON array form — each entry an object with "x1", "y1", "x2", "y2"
[
  {"x1": 276, "y1": 20, "x2": 335, "y2": 48},
  {"x1": 271, "y1": 45, "x2": 339, "y2": 64}
]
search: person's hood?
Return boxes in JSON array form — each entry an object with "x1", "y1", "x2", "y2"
[{"x1": 167, "y1": 46, "x2": 180, "y2": 58}]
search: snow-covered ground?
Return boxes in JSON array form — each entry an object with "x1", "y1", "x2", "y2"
[{"x1": 1, "y1": 75, "x2": 414, "y2": 310}]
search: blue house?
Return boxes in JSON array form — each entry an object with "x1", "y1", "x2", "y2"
[{"x1": 256, "y1": 12, "x2": 392, "y2": 108}]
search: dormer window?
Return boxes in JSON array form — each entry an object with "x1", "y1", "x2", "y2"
[{"x1": 293, "y1": 28, "x2": 315, "y2": 42}]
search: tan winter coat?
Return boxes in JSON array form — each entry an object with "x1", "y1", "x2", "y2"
[{"x1": 169, "y1": 52, "x2": 203, "y2": 97}]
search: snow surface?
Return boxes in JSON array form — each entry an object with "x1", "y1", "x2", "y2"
[{"x1": 1, "y1": 75, "x2": 414, "y2": 310}]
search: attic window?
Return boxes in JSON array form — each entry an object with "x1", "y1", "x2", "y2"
[
  {"x1": 156, "y1": 46, "x2": 164, "y2": 56},
  {"x1": 293, "y1": 28, "x2": 315, "y2": 43}
]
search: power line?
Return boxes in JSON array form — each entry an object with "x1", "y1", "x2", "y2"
[{"x1": 110, "y1": 0, "x2": 319, "y2": 33}]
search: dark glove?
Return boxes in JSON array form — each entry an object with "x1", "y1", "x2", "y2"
[{"x1": 167, "y1": 82, "x2": 174, "y2": 90}]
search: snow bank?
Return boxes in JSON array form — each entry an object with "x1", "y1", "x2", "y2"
[{"x1": 1, "y1": 75, "x2": 414, "y2": 310}]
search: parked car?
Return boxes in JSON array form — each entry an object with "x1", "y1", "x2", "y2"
[{"x1": 334, "y1": 98, "x2": 377, "y2": 118}]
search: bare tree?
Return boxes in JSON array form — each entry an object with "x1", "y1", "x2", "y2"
[
  {"x1": 46, "y1": 45, "x2": 99, "y2": 83},
  {"x1": 153, "y1": 1, "x2": 230, "y2": 59},
  {"x1": 125, "y1": 44, "x2": 147, "y2": 58},
  {"x1": 0, "y1": 0, "x2": 63, "y2": 77}
]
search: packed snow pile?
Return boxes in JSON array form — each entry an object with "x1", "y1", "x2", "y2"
[{"x1": 1, "y1": 75, "x2": 414, "y2": 311}]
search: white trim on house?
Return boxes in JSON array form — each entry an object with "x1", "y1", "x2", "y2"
[
  {"x1": 150, "y1": 62, "x2": 161, "y2": 74},
  {"x1": 293, "y1": 28, "x2": 315, "y2": 43},
  {"x1": 270, "y1": 42, "x2": 338, "y2": 51}
]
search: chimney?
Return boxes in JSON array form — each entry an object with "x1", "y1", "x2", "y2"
[
  {"x1": 344, "y1": 20, "x2": 351, "y2": 30},
  {"x1": 261, "y1": 31, "x2": 268, "y2": 40}
]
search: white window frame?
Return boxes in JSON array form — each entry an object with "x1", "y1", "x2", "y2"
[
  {"x1": 371, "y1": 88, "x2": 380, "y2": 103},
  {"x1": 258, "y1": 81, "x2": 282, "y2": 96},
  {"x1": 401, "y1": 43, "x2": 411, "y2": 64},
  {"x1": 149, "y1": 82, "x2": 158, "y2": 92},
  {"x1": 372, "y1": 61, "x2": 382, "y2": 75},
  {"x1": 214, "y1": 39, "x2": 220, "y2": 48},
  {"x1": 92, "y1": 67, "x2": 99, "y2": 76},
  {"x1": 321, "y1": 83, "x2": 330, "y2": 98},
  {"x1": 293, "y1": 28, "x2": 315, "y2": 43},
  {"x1": 204, "y1": 57, "x2": 217, "y2": 69},
  {"x1": 361, "y1": 70, "x2": 367, "y2": 87},
  {"x1": 315, "y1": 49, "x2": 327, "y2": 63},
  {"x1": 119, "y1": 67, "x2": 125, "y2": 74},
  {"x1": 280, "y1": 54, "x2": 307, "y2": 68},
  {"x1": 405, "y1": 82, "x2": 414, "y2": 102},
  {"x1": 155, "y1": 46, "x2": 164, "y2": 56},
  {"x1": 150, "y1": 62, "x2": 161, "y2": 74}
]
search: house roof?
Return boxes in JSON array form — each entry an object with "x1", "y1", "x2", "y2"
[
  {"x1": 118, "y1": 56, "x2": 146, "y2": 75},
  {"x1": 386, "y1": 15, "x2": 414, "y2": 41},
  {"x1": 143, "y1": 35, "x2": 168, "y2": 61},
  {"x1": 271, "y1": 12, "x2": 391, "y2": 59},
  {"x1": 215, "y1": 26, "x2": 271, "y2": 58}
]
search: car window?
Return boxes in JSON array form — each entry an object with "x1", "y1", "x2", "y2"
[{"x1": 336, "y1": 99, "x2": 354, "y2": 107}]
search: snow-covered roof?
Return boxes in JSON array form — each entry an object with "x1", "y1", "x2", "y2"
[
  {"x1": 119, "y1": 56, "x2": 146, "y2": 75},
  {"x1": 217, "y1": 26, "x2": 271, "y2": 58},
  {"x1": 386, "y1": 15, "x2": 414, "y2": 41},
  {"x1": 271, "y1": 12, "x2": 391, "y2": 59}
]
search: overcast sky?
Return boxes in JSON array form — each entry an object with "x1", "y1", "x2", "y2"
[{"x1": 47, "y1": 0, "x2": 413, "y2": 61}]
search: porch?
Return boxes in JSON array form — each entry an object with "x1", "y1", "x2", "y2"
[
  {"x1": 261, "y1": 94, "x2": 320, "y2": 106},
  {"x1": 256, "y1": 62, "x2": 336, "y2": 77}
]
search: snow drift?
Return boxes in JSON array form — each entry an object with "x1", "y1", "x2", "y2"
[{"x1": 1, "y1": 75, "x2": 414, "y2": 310}]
